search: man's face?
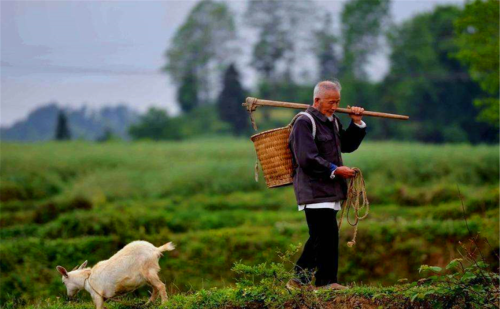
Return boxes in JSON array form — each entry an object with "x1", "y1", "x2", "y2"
[{"x1": 313, "y1": 89, "x2": 341, "y2": 117}]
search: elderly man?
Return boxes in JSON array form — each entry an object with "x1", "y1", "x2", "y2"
[{"x1": 287, "y1": 80, "x2": 366, "y2": 290}]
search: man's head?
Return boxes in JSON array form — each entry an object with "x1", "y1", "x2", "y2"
[{"x1": 312, "y1": 80, "x2": 342, "y2": 117}]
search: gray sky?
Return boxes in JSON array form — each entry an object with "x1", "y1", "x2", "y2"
[{"x1": 1, "y1": 0, "x2": 463, "y2": 127}]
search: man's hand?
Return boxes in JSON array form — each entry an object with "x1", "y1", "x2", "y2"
[
  {"x1": 349, "y1": 106, "x2": 364, "y2": 124},
  {"x1": 334, "y1": 166, "x2": 356, "y2": 178}
]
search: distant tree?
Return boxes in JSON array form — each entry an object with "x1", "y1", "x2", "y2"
[
  {"x1": 454, "y1": 0, "x2": 499, "y2": 127},
  {"x1": 381, "y1": 5, "x2": 497, "y2": 143},
  {"x1": 245, "y1": 0, "x2": 316, "y2": 122},
  {"x1": 250, "y1": 21, "x2": 289, "y2": 81},
  {"x1": 177, "y1": 70, "x2": 200, "y2": 113},
  {"x1": 0, "y1": 103, "x2": 139, "y2": 142},
  {"x1": 314, "y1": 12, "x2": 339, "y2": 80},
  {"x1": 128, "y1": 108, "x2": 181, "y2": 141},
  {"x1": 164, "y1": 0, "x2": 238, "y2": 107},
  {"x1": 177, "y1": 105, "x2": 231, "y2": 138},
  {"x1": 217, "y1": 64, "x2": 249, "y2": 135},
  {"x1": 245, "y1": 0, "x2": 317, "y2": 82},
  {"x1": 97, "y1": 127, "x2": 116, "y2": 142},
  {"x1": 55, "y1": 110, "x2": 71, "y2": 141},
  {"x1": 340, "y1": 0, "x2": 391, "y2": 79}
]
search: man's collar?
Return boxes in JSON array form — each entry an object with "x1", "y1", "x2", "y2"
[{"x1": 306, "y1": 106, "x2": 330, "y2": 123}]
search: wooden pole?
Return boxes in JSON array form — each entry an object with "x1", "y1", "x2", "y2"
[{"x1": 243, "y1": 97, "x2": 409, "y2": 120}]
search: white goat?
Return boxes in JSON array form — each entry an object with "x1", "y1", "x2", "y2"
[{"x1": 56, "y1": 240, "x2": 175, "y2": 309}]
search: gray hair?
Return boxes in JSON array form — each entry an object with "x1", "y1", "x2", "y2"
[{"x1": 313, "y1": 80, "x2": 342, "y2": 100}]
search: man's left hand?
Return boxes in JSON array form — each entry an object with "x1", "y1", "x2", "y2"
[{"x1": 349, "y1": 106, "x2": 364, "y2": 124}]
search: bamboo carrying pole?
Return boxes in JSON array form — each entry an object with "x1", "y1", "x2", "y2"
[{"x1": 243, "y1": 97, "x2": 409, "y2": 120}]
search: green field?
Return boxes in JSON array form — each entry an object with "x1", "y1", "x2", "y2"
[{"x1": 1, "y1": 139, "x2": 498, "y2": 308}]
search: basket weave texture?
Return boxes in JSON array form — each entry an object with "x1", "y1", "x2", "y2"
[{"x1": 250, "y1": 125, "x2": 294, "y2": 188}]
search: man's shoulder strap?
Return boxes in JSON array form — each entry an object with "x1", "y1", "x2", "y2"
[
  {"x1": 332, "y1": 113, "x2": 341, "y2": 130},
  {"x1": 297, "y1": 111, "x2": 316, "y2": 139}
]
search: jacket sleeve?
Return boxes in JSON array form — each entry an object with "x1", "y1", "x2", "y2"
[
  {"x1": 339, "y1": 120, "x2": 367, "y2": 153},
  {"x1": 290, "y1": 117, "x2": 331, "y2": 178}
]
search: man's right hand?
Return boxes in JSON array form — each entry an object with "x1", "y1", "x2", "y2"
[{"x1": 334, "y1": 166, "x2": 356, "y2": 178}]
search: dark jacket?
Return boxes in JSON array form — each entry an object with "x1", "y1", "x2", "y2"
[{"x1": 288, "y1": 106, "x2": 366, "y2": 205}]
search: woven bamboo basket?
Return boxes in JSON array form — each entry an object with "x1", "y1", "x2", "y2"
[
  {"x1": 251, "y1": 125, "x2": 295, "y2": 188},
  {"x1": 250, "y1": 112, "x2": 313, "y2": 188}
]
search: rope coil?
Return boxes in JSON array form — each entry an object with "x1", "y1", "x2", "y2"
[{"x1": 338, "y1": 167, "x2": 369, "y2": 247}]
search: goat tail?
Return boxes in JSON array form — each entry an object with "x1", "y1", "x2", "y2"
[{"x1": 157, "y1": 241, "x2": 175, "y2": 252}]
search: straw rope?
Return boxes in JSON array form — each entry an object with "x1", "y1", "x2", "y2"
[
  {"x1": 337, "y1": 167, "x2": 369, "y2": 247},
  {"x1": 247, "y1": 97, "x2": 259, "y2": 131}
]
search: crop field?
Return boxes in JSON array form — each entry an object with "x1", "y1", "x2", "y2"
[{"x1": 0, "y1": 139, "x2": 498, "y2": 308}]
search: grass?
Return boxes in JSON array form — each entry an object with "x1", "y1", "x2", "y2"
[{"x1": 0, "y1": 139, "x2": 498, "y2": 307}]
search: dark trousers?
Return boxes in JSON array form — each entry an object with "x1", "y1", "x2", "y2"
[{"x1": 294, "y1": 208, "x2": 339, "y2": 287}]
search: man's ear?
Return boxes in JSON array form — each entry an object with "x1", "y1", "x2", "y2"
[
  {"x1": 78, "y1": 260, "x2": 88, "y2": 270},
  {"x1": 57, "y1": 266, "x2": 69, "y2": 278}
]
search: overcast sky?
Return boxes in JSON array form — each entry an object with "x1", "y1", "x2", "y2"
[{"x1": 1, "y1": 0, "x2": 463, "y2": 127}]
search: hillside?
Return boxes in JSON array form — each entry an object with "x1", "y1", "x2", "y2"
[
  {"x1": 0, "y1": 104, "x2": 139, "y2": 141},
  {"x1": 7, "y1": 255, "x2": 500, "y2": 308},
  {"x1": 0, "y1": 140, "x2": 498, "y2": 308}
]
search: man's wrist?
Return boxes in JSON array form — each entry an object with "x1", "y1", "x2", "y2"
[
  {"x1": 329, "y1": 163, "x2": 337, "y2": 179},
  {"x1": 353, "y1": 120, "x2": 366, "y2": 128},
  {"x1": 329, "y1": 163, "x2": 337, "y2": 172}
]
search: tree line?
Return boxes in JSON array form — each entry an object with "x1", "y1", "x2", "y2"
[{"x1": 56, "y1": 0, "x2": 498, "y2": 143}]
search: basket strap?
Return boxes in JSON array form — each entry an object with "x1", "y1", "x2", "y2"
[
  {"x1": 290, "y1": 112, "x2": 316, "y2": 139},
  {"x1": 254, "y1": 160, "x2": 259, "y2": 182}
]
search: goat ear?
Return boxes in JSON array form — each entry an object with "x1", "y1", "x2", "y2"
[
  {"x1": 57, "y1": 266, "x2": 69, "y2": 278},
  {"x1": 78, "y1": 260, "x2": 88, "y2": 269}
]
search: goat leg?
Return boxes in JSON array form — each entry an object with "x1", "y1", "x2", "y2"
[
  {"x1": 91, "y1": 294, "x2": 105, "y2": 309},
  {"x1": 145, "y1": 287, "x2": 159, "y2": 305}
]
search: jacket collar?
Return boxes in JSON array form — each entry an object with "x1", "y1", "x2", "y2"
[{"x1": 306, "y1": 106, "x2": 332, "y2": 123}]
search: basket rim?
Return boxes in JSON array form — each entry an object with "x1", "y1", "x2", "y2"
[
  {"x1": 250, "y1": 125, "x2": 292, "y2": 141},
  {"x1": 268, "y1": 181, "x2": 293, "y2": 188}
]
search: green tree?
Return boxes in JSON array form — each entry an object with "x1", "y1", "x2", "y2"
[
  {"x1": 245, "y1": 0, "x2": 316, "y2": 122},
  {"x1": 335, "y1": 0, "x2": 390, "y2": 139},
  {"x1": 314, "y1": 12, "x2": 339, "y2": 80},
  {"x1": 245, "y1": 0, "x2": 316, "y2": 82},
  {"x1": 164, "y1": 0, "x2": 238, "y2": 106},
  {"x1": 96, "y1": 127, "x2": 117, "y2": 142},
  {"x1": 381, "y1": 5, "x2": 497, "y2": 143},
  {"x1": 128, "y1": 108, "x2": 181, "y2": 141},
  {"x1": 217, "y1": 64, "x2": 249, "y2": 135},
  {"x1": 55, "y1": 110, "x2": 71, "y2": 141},
  {"x1": 454, "y1": 0, "x2": 499, "y2": 127},
  {"x1": 177, "y1": 105, "x2": 231, "y2": 138},
  {"x1": 177, "y1": 70, "x2": 199, "y2": 113},
  {"x1": 340, "y1": 0, "x2": 391, "y2": 79}
]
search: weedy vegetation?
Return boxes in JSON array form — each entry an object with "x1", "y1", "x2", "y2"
[{"x1": 0, "y1": 139, "x2": 498, "y2": 308}]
